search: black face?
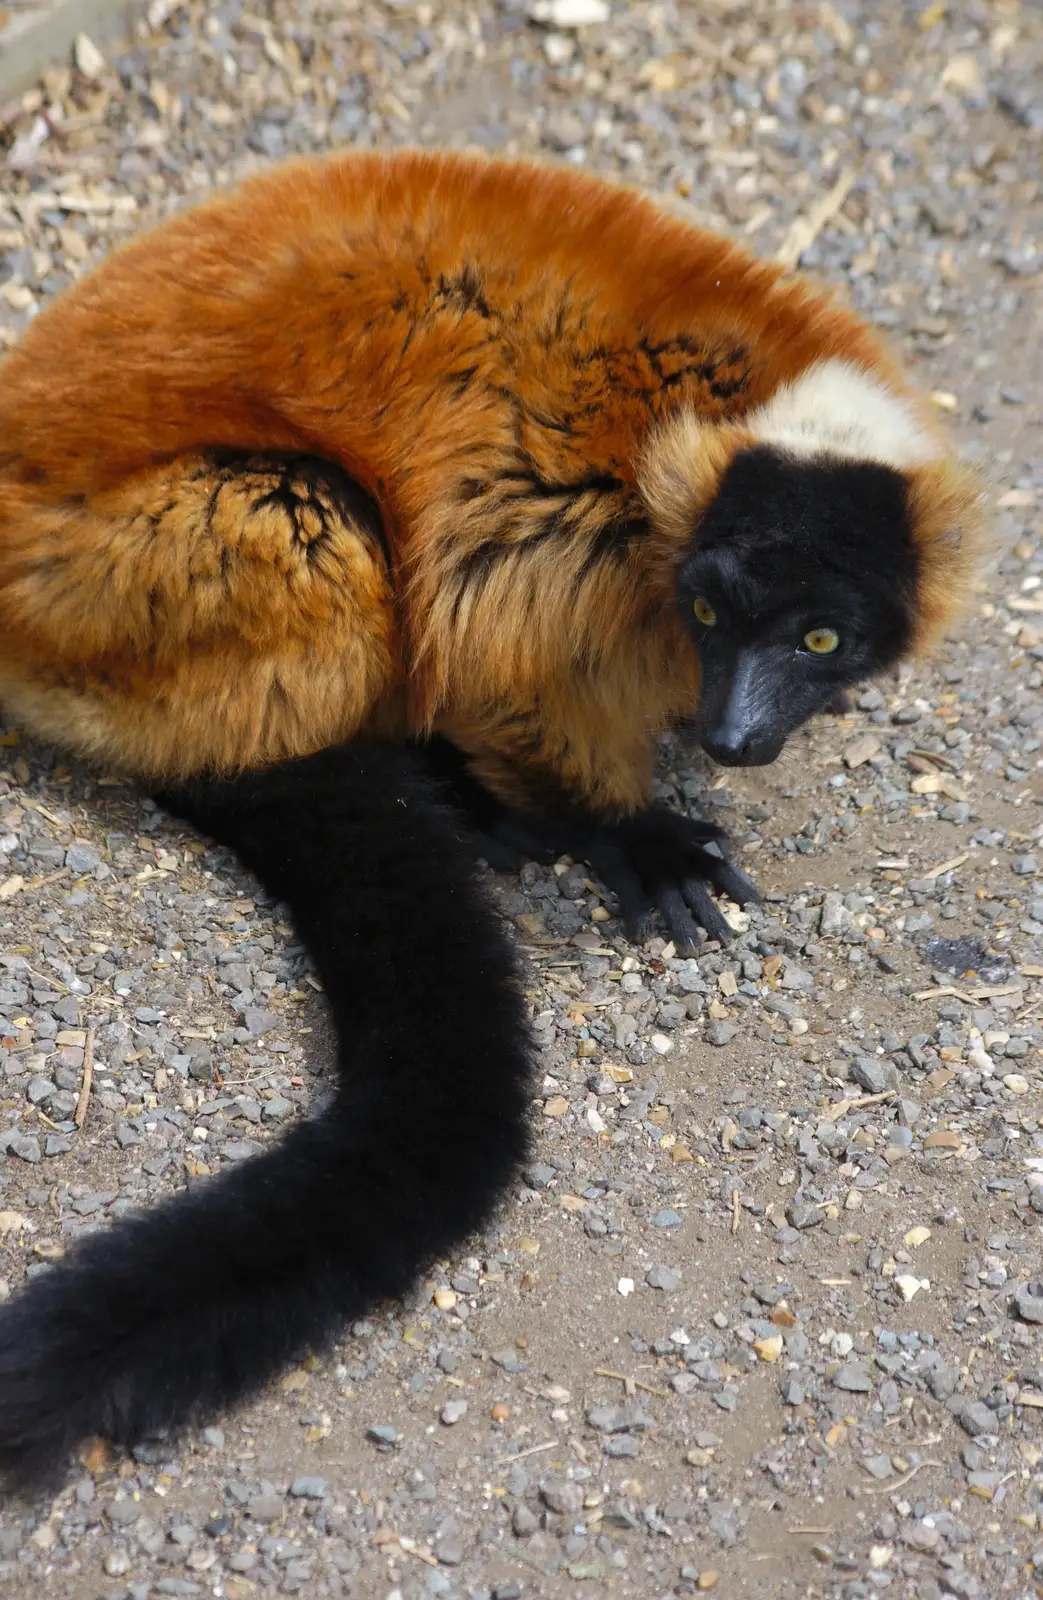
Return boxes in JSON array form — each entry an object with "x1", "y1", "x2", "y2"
[{"x1": 677, "y1": 446, "x2": 919, "y2": 767}]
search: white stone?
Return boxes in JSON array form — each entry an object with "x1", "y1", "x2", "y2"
[{"x1": 530, "y1": 0, "x2": 609, "y2": 26}]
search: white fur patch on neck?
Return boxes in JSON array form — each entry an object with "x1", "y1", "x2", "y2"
[{"x1": 746, "y1": 358, "x2": 939, "y2": 469}]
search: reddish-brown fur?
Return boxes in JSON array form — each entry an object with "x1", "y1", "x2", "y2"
[{"x1": 0, "y1": 149, "x2": 983, "y2": 814}]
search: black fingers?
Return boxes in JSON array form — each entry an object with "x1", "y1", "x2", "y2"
[
  {"x1": 585, "y1": 842, "x2": 656, "y2": 944},
  {"x1": 690, "y1": 851, "x2": 761, "y2": 909},
  {"x1": 583, "y1": 809, "x2": 761, "y2": 950},
  {"x1": 677, "y1": 877, "x2": 733, "y2": 946},
  {"x1": 649, "y1": 883, "x2": 704, "y2": 952}
]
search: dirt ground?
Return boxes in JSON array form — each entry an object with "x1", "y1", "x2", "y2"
[{"x1": 0, "y1": 3, "x2": 1041, "y2": 1599}]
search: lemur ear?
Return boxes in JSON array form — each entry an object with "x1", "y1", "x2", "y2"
[
  {"x1": 904, "y1": 457, "x2": 991, "y2": 654},
  {"x1": 639, "y1": 412, "x2": 754, "y2": 566}
]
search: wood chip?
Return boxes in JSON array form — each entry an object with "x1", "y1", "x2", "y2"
[
  {"x1": 776, "y1": 167, "x2": 856, "y2": 270},
  {"x1": 915, "y1": 984, "x2": 1022, "y2": 1003},
  {"x1": 822, "y1": 1090, "x2": 895, "y2": 1121},
  {"x1": 397, "y1": 1535, "x2": 439, "y2": 1567},
  {"x1": 73, "y1": 1022, "x2": 94, "y2": 1129},
  {"x1": 495, "y1": 1440, "x2": 559, "y2": 1465},
  {"x1": 862, "y1": 1459, "x2": 943, "y2": 1495},
  {"x1": 595, "y1": 1368, "x2": 670, "y2": 1398},
  {"x1": 923, "y1": 852, "x2": 968, "y2": 879},
  {"x1": 843, "y1": 734, "x2": 881, "y2": 769}
]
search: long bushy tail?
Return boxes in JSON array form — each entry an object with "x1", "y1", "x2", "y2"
[{"x1": 0, "y1": 742, "x2": 533, "y2": 1493}]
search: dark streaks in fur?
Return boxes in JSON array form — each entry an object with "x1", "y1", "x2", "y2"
[
  {"x1": 429, "y1": 264, "x2": 495, "y2": 323},
  {"x1": 447, "y1": 539, "x2": 505, "y2": 630},
  {"x1": 447, "y1": 364, "x2": 481, "y2": 399},
  {"x1": 0, "y1": 742, "x2": 532, "y2": 1494},
  {"x1": 208, "y1": 450, "x2": 392, "y2": 571},
  {"x1": 573, "y1": 515, "x2": 650, "y2": 587},
  {"x1": 446, "y1": 453, "x2": 643, "y2": 626},
  {"x1": 508, "y1": 460, "x2": 627, "y2": 502}
]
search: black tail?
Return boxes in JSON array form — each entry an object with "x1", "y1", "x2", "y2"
[{"x1": 0, "y1": 741, "x2": 533, "y2": 1493}]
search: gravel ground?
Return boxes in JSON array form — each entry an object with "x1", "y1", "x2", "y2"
[{"x1": 0, "y1": 2, "x2": 1042, "y2": 1598}]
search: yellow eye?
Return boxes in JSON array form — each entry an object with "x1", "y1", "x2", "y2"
[
  {"x1": 692, "y1": 597, "x2": 717, "y2": 627},
  {"x1": 803, "y1": 627, "x2": 840, "y2": 655}
]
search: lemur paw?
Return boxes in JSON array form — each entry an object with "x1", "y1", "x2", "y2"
[{"x1": 577, "y1": 807, "x2": 759, "y2": 951}]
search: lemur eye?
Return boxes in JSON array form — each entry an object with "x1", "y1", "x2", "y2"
[
  {"x1": 803, "y1": 627, "x2": 840, "y2": 655},
  {"x1": 692, "y1": 597, "x2": 717, "y2": 627}
]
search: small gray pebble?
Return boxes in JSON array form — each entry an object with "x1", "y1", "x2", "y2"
[
  {"x1": 247, "y1": 1495, "x2": 283, "y2": 1522},
  {"x1": 289, "y1": 1476, "x2": 327, "y2": 1498},
  {"x1": 646, "y1": 1265, "x2": 679, "y2": 1291},
  {"x1": 512, "y1": 1504, "x2": 537, "y2": 1537},
  {"x1": 65, "y1": 843, "x2": 101, "y2": 873},
  {"x1": 1013, "y1": 1282, "x2": 1043, "y2": 1324},
  {"x1": 956, "y1": 1399, "x2": 997, "y2": 1438},
  {"x1": 586, "y1": 1403, "x2": 651, "y2": 1433},
  {"x1": 786, "y1": 1201, "x2": 822, "y2": 1230},
  {"x1": 834, "y1": 1361, "x2": 874, "y2": 1393},
  {"x1": 106, "y1": 1499, "x2": 142, "y2": 1527},
  {"x1": 850, "y1": 1057, "x2": 896, "y2": 1095},
  {"x1": 604, "y1": 1434, "x2": 639, "y2": 1458},
  {"x1": 540, "y1": 1478, "x2": 583, "y2": 1514},
  {"x1": 366, "y1": 1425, "x2": 399, "y2": 1447}
]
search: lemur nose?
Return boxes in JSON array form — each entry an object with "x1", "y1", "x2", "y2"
[{"x1": 703, "y1": 723, "x2": 753, "y2": 765}]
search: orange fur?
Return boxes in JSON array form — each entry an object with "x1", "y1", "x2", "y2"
[{"x1": 0, "y1": 149, "x2": 984, "y2": 814}]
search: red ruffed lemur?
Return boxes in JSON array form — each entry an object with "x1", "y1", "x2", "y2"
[{"x1": 0, "y1": 150, "x2": 985, "y2": 1489}]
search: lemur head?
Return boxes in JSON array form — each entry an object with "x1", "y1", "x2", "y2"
[{"x1": 643, "y1": 359, "x2": 986, "y2": 768}]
